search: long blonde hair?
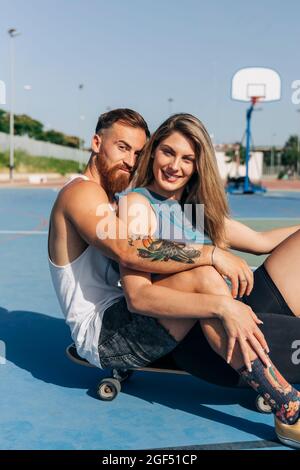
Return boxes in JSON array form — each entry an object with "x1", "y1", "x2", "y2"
[{"x1": 131, "y1": 113, "x2": 229, "y2": 246}]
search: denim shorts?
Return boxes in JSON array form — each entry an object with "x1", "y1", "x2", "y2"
[{"x1": 98, "y1": 297, "x2": 179, "y2": 369}]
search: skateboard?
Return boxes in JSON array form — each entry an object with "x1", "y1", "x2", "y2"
[{"x1": 66, "y1": 343, "x2": 271, "y2": 413}]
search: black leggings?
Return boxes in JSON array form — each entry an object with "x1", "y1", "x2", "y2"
[{"x1": 170, "y1": 264, "x2": 300, "y2": 387}]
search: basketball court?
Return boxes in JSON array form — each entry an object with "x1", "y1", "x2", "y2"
[{"x1": 0, "y1": 186, "x2": 299, "y2": 450}]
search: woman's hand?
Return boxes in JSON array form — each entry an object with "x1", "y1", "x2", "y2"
[
  {"x1": 212, "y1": 247, "x2": 253, "y2": 298},
  {"x1": 218, "y1": 296, "x2": 271, "y2": 372}
]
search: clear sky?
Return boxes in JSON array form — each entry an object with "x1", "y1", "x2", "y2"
[{"x1": 0, "y1": 0, "x2": 299, "y2": 147}]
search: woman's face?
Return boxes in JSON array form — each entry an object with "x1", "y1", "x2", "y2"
[{"x1": 152, "y1": 131, "x2": 196, "y2": 198}]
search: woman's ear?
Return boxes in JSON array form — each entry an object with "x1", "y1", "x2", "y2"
[{"x1": 91, "y1": 134, "x2": 102, "y2": 153}]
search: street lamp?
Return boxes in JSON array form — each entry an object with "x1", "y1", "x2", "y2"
[
  {"x1": 270, "y1": 132, "x2": 276, "y2": 175},
  {"x1": 8, "y1": 28, "x2": 21, "y2": 181},
  {"x1": 168, "y1": 97, "x2": 174, "y2": 115},
  {"x1": 78, "y1": 83, "x2": 85, "y2": 171},
  {"x1": 23, "y1": 85, "x2": 32, "y2": 115}
]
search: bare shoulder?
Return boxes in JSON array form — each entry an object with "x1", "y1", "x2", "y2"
[
  {"x1": 120, "y1": 190, "x2": 152, "y2": 209},
  {"x1": 58, "y1": 178, "x2": 109, "y2": 216},
  {"x1": 118, "y1": 190, "x2": 157, "y2": 236}
]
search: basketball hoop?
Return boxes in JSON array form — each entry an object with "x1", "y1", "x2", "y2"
[
  {"x1": 251, "y1": 96, "x2": 260, "y2": 105},
  {"x1": 231, "y1": 67, "x2": 281, "y2": 103},
  {"x1": 229, "y1": 67, "x2": 281, "y2": 194}
]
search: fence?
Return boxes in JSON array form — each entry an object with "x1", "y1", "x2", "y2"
[{"x1": 0, "y1": 132, "x2": 90, "y2": 164}]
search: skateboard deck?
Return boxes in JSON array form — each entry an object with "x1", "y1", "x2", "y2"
[
  {"x1": 65, "y1": 343, "x2": 270, "y2": 410},
  {"x1": 66, "y1": 343, "x2": 189, "y2": 374}
]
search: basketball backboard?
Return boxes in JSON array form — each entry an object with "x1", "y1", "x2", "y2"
[{"x1": 231, "y1": 67, "x2": 281, "y2": 102}]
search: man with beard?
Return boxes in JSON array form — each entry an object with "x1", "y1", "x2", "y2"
[{"x1": 47, "y1": 108, "x2": 258, "y2": 372}]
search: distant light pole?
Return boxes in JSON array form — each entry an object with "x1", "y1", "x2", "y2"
[
  {"x1": 8, "y1": 28, "x2": 21, "y2": 181},
  {"x1": 23, "y1": 84, "x2": 32, "y2": 115},
  {"x1": 277, "y1": 150, "x2": 282, "y2": 174},
  {"x1": 78, "y1": 83, "x2": 85, "y2": 171},
  {"x1": 270, "y1": 132, "x2": 276, "y2": 175},
  {"x1": 78, "y1": 83, "x2": 85, "y2": 129},
  {"x1": 168, "y1": 97, "x2": 174, "y2": 115}
]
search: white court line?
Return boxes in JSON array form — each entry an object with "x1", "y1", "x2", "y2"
[{"x1": 0, "y1": 230, "x2": 48, "y2": 235}]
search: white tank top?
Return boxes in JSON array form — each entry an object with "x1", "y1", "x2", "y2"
[{"x1": 48, "y1": 175, "x2": 124, "y2": 367}]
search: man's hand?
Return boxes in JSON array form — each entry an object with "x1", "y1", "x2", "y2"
[
  {"x1": 212, "y1": 247, "x2": 253, "y2": 298},
  {"x1": 218, "y1": 297, "x2": 271, "y2": 372}
]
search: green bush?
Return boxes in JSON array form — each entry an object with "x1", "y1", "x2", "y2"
[
  {"x1": 0, "y1": 108, "x2": 82, "y2": 148},
  {"x1": 0, "y1": 150, "x2": 82, "y2": 175}
]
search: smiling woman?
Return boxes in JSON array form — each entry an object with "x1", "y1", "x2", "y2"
[
  {"x1": 151, "y1": 132, "x2": 196, "y2": 197},
  {"x1": 131, "y1": 113, "x2": 229, "y2": 247},
  {"x1": 111, "y1": 113, "x2": 300, "y2": 448}
]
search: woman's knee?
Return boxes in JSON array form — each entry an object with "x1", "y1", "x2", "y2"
[
  {"x1": 157, "y1": 317, "x2": 197, "y2": 342},
  {"x1": 189, "y1": 265, "x2": 230, "y2": 295}
]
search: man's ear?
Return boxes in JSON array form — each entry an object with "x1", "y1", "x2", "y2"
[{"x1": 91, "y1": 133, "x2": 102, "y2": 153}]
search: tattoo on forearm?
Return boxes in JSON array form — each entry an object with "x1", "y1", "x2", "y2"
[{"x1": 128, "y1": 235, "x2": 201, "y2": 264}]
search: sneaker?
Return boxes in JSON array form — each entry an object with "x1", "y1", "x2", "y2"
[{"x1": 275, "y1": 416, "x2": 300, "y2": 449}]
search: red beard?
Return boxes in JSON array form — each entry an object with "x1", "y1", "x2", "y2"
[{"x1": 97, "y1": 156, "x2": 131, "y2": 199}]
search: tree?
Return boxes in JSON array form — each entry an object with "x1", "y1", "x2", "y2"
[
  {"x1": 63, "y1": 135, "x2": 81, "y2": 149},
  {"x1": 42, "y1": 129, "x2": 65, "y2": 146},
  {"x1": 14, "y1": 114, "x2": 44, "y2": 139},
  {"x1": 0, "y1": 108, "x2": 81, "y2": 149},
  {"x1": 281, "y1": 135, "x2": 299, "y2": 170},
  {"x1": 0, "y1": 109, "x2": 9, "y2": 133}
]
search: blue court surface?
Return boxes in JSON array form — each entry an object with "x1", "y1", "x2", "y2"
[{"x1": 0, "y1": 187, "x2": 300, "y2": 450}]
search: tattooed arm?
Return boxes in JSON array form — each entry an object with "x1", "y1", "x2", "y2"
[
  {"x1": 118, "y1": 192, "x2": 254, "y2": 297},
  {"x1": 65, "y1": 182, "x2": 213, "y2": 274},
  {"x1": 65, "y1": 182, "x2": 251, "y2": 293}
]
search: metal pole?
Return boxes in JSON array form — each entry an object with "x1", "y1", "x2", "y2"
[
  {"x1": 271, "y1": 132, "x2": 276, "y2": 175},
  {"x1": 78, "y1": 83, "x2": 84, "y2": 172},
  {"x1": 277, "y1": 151, "x2": 281, "y2": 174},
  {"x1": 9, "y1": 32, "x2": 15, "y2": 181},
  {"x1": 8, "y1": 28, "x2": 20, "y2": 181},
  {"x1": 244, "y1": 103, "x2": 254, "y2": 193},
  {"x1": 270, "y1": 145, "x2": 274, "y2": 175}
]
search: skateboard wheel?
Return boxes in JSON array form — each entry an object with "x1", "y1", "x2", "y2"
[
  {"x1": 256, "y1": 395, "x2": 272, "y2": 413},
  {"x1": 97, "y1": 378, "x2": 121, "y2": 401}
]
